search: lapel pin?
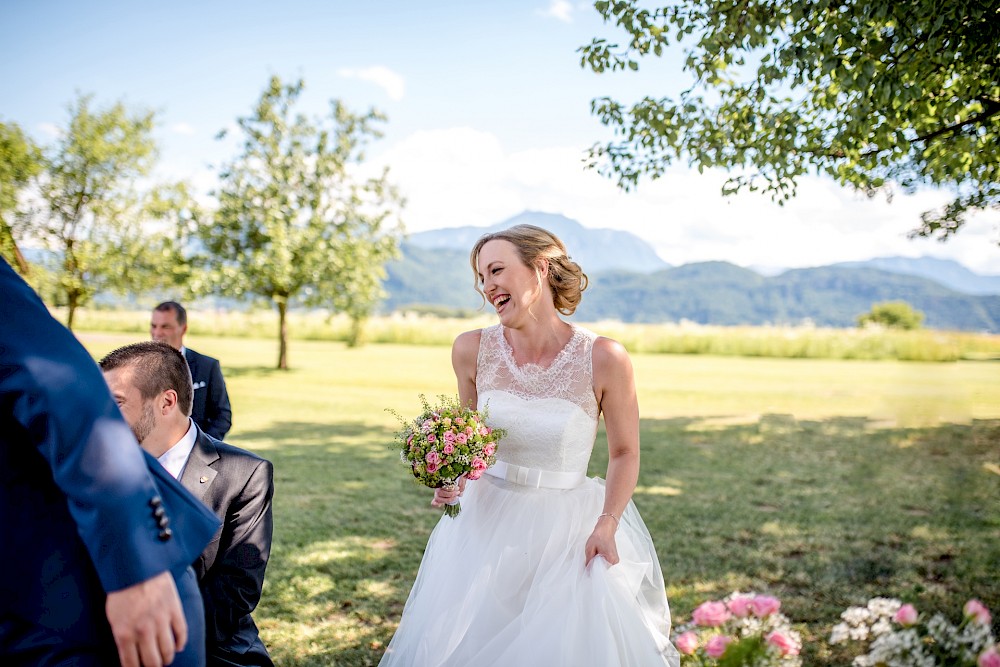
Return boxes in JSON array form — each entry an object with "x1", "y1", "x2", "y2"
[{"x1": 200, "y1": 476, "x2": 209, "y2": 483}]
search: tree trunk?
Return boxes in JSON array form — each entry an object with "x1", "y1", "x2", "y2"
[
  {"x1": 277, "y1": 300, "x2": 288, "y2": 370},
  {"x1": 66, "y1": 291, "x2": 78, "y2": 331}
]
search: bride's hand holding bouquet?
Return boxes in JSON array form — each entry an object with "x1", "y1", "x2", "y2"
[{"x1": 389, "y1": 394, "x2": 505, "y2": 517}]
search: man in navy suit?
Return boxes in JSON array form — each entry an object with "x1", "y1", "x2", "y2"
[
  {"x1": 151, "y1": 301, "x2": 232, "y2": 440},
  {"x1": 0, "y1": 258, "x2": 221, "y2": 666},
  {"x1": 101, "y1": 341, "x2": 275, "y2": 667}
]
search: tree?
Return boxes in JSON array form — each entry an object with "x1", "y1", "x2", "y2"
[
  {"x1": 580, "y1": 0, "x2": 1000, "y2": 241},
  {"x1": 29, "y1": 94, "x2": 169, "y2": 329},
  {"x1": 857, "y1": 301, "x2": 924, "y2": 330},
  {"x1": 0, "y1": 121, "x2": 42, "y2": 274},
  {"x1": 204, "y1": 76, "x2": 403, "y2": 369}
]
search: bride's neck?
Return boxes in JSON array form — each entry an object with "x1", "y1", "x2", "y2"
[{"x1": 503, "y1": 319, "x2": 572, "y2": 365}]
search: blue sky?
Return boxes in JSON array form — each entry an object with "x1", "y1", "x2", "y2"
[{"x1": 2, "y1": 0, "x2": 997, "y2": 273}]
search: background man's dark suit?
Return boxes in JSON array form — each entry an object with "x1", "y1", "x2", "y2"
[
  {"x1": 181, "y1": 425, "x2": 275, "y2": 666},
  {"x1": 185, "y1": 347, "x2": 233, "y2": 440},
  {"x1": 0, "y1": 259, "x2": 220, "y2": 665}
]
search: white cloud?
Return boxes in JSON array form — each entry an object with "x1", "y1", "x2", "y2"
[
  {"x1": 37, "y1": 122, "x2": 61, "y2": 138},
  {"x1": 169, "y1": 122, "x2": 196, "y2": 136},
  {"x1": 373, "y1": 127, "x2": 1000, "y2": 274},
  {"x1": 537, "y1": 0, "x2": 574, "y2": 22},
  {"x1": 337, "y1": 66, "x2": 405, "y2": 101}
]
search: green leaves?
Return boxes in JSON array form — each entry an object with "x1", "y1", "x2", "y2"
[
  {"x1": 580, "y1": 0, "x2": 1000, "y2": 242},
  {"x1": 205, "y1": 76, "x2": 404, "y2": 365}
]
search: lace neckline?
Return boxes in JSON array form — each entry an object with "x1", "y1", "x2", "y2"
[{"x1": 499, "y1": 324, "x2": 580, "y2": 372}]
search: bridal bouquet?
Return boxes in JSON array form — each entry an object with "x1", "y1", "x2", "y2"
[
  {"x1": 672, "y1": 592, "x2": 802, "y2": 666},
  {"x1": 829, "y1": 597, "x2": 997, "y2": 667},
  {"x1": 388, "y1": 394, "x2": 505, "y2": 517}
]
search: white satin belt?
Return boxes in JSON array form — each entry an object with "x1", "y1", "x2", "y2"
[{"x1": 485, "y1": 460, "x2": 586, "y2": 490}]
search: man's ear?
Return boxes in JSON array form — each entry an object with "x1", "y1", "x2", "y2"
[{"x1": 160, "y1": 389, "x2": 179, "y2": 415}]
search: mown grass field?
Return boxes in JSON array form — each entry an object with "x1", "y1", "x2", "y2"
[{"x1": 79, "y1": 329, "x2": 1000, "y2": 667}]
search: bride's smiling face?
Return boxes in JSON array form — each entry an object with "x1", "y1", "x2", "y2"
[{"x1": 477, "y1": 239, "x2": 547, "y2": 323}]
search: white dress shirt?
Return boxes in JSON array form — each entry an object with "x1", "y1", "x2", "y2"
[{"x1": 157, "y1": 418, "x2": 198, "y2": 480}]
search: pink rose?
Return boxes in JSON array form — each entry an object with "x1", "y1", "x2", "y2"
[
  {"x1": 454, "y1": 417, "x2": 465, "y2": 426},
  {"x1": 727, "y1": 596, "x2": 753, "y2": 618},
  {"x1": 427, "y1": 433, "x2": 437, "y2": 443},
  {"x1": 443, "y1": 430, "x2": 456, "y2": 444},
  {"x1": 425, "y1": 461, "x2": 439, "y2": 473},
  {"x1": 966, "y1": 600, "x2": 993, "y2": 626},
  {"x1": 894, "y1": 603, "x2": 918, "y2": 626},
  {"x1": 442, "y1": 443, "x2": 455, "y2": 455},
  {"x1": 425, "y1": 451, "x2": 440, "y2": 465},
  {"x1": 483, "y1": 443, "x2": 496, "y2": 457},
  {"x1": 455, "y1": 432, "x2": 468, "y2": 445},
  {"x1": 674, "y1": 631, "x2": 698, "y2": 655},
  {"x1": 705, "y1": 635, "x2": 732, "y2": 659},
  {"x1": 750, "y1": 595, "x2": 781, "y2": 617},
  {"x1": 766, "y1": 632, "x2": 799, "y2": 656},
  {"x1": 692, "y1": 601, "x2": 731, "y2": 627},
  {"x1": 978, "y1": 647, "x2": 1000, "y2": 667},
  {"x1": 466, "y1": 469, "x2": 483, "y2": 480},
  {"x1": 471, "y1": 456, "x2": 488, "y2": 471}
]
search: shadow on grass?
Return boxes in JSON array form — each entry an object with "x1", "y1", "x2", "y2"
[{"x1": 244, "y1": 415, "x2": 1000, "y2": 667}]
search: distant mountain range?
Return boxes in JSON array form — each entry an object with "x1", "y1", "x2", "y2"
[{"x1": 384, "y1": 211, "x2": 1000, "y2": 332}]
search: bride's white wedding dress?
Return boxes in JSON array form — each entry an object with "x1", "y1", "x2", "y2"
[{"x1": 380, "y1": 324, "x2": 679, "y2": 667}]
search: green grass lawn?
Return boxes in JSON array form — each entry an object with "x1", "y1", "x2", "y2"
[{"x1": 80, "y1": 332, "x2": 1000, "y2": 667}]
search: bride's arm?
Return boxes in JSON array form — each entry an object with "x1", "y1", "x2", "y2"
[
  {"x1": 585, "y1": 336, "x2": 641, "y2": 567},
  {"x1": 432, "y1": 330, "x2": 482, "y2": 508}
]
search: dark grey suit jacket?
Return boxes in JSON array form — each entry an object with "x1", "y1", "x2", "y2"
[
  {"x1": 180, "y1": 424, "x2": 275, "y2": 667},
  {"x1": 184, "y1": 347, "x2": 233, "y2": 440}
]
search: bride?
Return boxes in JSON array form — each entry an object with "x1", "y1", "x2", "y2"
[{"x1": 379, "y1": 224, "x2": 679, "y2": 667}]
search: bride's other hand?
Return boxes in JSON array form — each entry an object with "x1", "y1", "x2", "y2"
[
  {"x1": 585, "y1": 517, "x2": 620, "y2": 567},
  {"x1": 431, "y1": 475, "x2": 467, "y2": 508}
]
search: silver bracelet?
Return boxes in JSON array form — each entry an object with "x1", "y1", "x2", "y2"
[{"x1": 598, "y1": 512, "x2": 620, "y2": 526}]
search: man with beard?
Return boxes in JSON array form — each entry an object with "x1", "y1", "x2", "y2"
[{"x1": 101, "y1": 342, "x2": 275, "y2": 667}]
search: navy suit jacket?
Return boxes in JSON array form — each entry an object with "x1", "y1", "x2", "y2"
[
  {"x1": 0, "y1": 259, "x2": 221, "y2": 665},
  {"x1": 180, "y1": 426, "x2": 275, "y2": 666},
  {"x1": 185, "y1": 347, "x2": 232, "y2": 440}
]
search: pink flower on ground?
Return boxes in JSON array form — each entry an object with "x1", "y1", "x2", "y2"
[
  {"x1": 750, "y1": 595, "x2": 781, "y2": 617},
  {"x1": 966, "y1": 600, "x2": 993, "y2": 626},
  {"x1": 674, "y1": 631, "x2": 698, "y2": 655},
  {"x1": 705, "y1": 635, "x2": 732, "y2": 659},
  {"x1": 692, "y1": 601, "x2": 731, "y2": 627},
  {"x1": 766, "y1": 632, "x2": 799, "y2": 656},
  {"x1": 727, "y1": 596, "x2": 753, "y2": 617},
  {"x1": 978, "y1": 646, "x2": 1000, "y2": 667},
  {"x1": 442, "y1": 443, "x2": 455, "y2": 455},
  {"x1": 894, "y1": 603, "x2": 918, "y2": 626}
]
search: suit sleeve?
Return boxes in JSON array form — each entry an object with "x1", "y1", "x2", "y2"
[
  {"x1": 204, "y1": 457, "x2": 274, "y2": 637},
  {"x1": 0, "y1": 259, "x2": 218, "y2": 592},
  {"x1": 204, "y1": 357, "x2": 233, "y2": 440}
]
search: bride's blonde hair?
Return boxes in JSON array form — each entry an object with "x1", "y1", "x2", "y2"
[{"x1": 470, "y1": 224, "x2": 588, "y2": 316}]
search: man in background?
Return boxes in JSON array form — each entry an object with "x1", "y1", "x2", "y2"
[
  {"x1": 151, "y1": 301, "x2": 233, "y2": 440},
  {"x1": 101, "y1": 341, "x2": 275, "y2": 667},
  {"x1": 1, "y1": 258, "x2": 219, "y2": 667}
]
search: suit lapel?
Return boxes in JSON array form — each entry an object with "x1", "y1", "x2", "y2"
[{"x1": 179, "y1": 426, "x2": 220, "y2": 504}]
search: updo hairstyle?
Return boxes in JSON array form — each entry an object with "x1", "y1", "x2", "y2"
[{"x1": 470, "y1": 224, "x2": 589, "y2": 316}]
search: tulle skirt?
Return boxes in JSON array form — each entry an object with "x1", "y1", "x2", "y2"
[{"x1": 379, "y1": 473, "x2": 680, "y2": 667}]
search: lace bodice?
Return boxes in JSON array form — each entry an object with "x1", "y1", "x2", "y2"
[{"x1": 476, "y1": 324, "x2": 599, "y2": 474}]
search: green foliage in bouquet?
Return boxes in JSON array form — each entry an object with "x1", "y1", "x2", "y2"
[{"x1": 388, "y1": 394, "x2": 506, "y2": 517}]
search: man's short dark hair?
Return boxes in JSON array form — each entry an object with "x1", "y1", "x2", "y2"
[
  {"x1": 99, "y1": 341, "x2": 194, "y2": 417},
  {"x1": 154, "y1": 301, "x2": 187, "y2": 327}
]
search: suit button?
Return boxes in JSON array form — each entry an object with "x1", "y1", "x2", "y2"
[
  {"x1": 149, "y1": 496, "x2": 163, "y2": 508},
  {"x1": 158, "y1": 516, "x2": 170, "y2": 529},
  {"x1": 153, "y1": 506, "x2": 166, "y2": 519},
  {"x1": 158, "y1": 528, "x2": 173, "y2": 541}
]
